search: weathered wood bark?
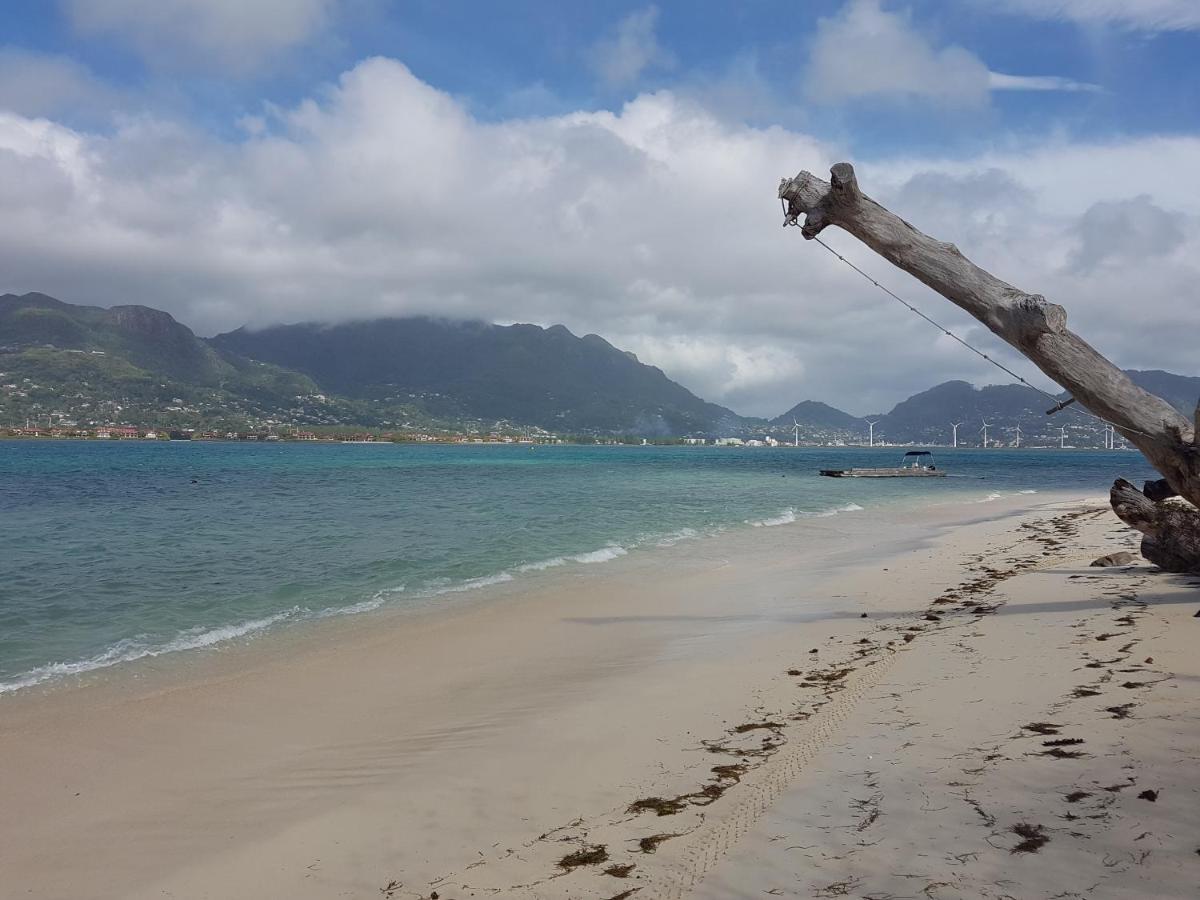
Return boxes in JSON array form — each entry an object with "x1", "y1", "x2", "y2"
[
  {"x1": 1111, "y1": 480, "x2": 1200, "y2": 573},
  {"x1": 779, "y1": 163, "x2": 1200, "y2": 571}
]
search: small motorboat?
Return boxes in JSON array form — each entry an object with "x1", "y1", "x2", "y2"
[{"x1": 820, "y1": 450, "x2": 947, "y2": 478}]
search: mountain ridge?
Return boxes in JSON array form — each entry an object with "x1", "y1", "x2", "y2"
[{"x1": 2, "y1": 292, "x2": 1196, "y2": 443}]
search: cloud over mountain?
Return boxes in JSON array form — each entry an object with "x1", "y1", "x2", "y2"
[{"x1": 0, "y1": 53, "x2": 1197, "y2": 416}]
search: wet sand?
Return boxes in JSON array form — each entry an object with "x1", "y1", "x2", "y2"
[{"x1": 3, "y1": 493, "x2": 1196, "y2": 899}]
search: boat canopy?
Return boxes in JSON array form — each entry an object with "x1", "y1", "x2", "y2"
[{"x1": 903, "y1": 450, "x2": 933, "y2": 456}]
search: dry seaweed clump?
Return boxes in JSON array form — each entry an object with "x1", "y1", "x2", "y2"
[
  {"x1": 558, "y1": 844, "x2": 609, "y2": 869},
  {"x1": 604, "y1": 863, "x2": 636, "y2": 878},
  {"x1": 637, "y1": 833, "x2": 680, "y2": 854},
  {"x1": 627, "y1": 796, "x2": 687, "y2": 816},
  {"x1": 1010, "y1": 822, "x2": 1050, "y2": 853}
]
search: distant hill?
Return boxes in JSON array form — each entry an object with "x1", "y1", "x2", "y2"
[
  {"x1": 865, "y1": 373, "x2": 1200, "y2": 446},
  {"x1": 770, "y1": 400, "x2": 863, "y2": 431},
  {"x1": 0, "y1": 292, "x2": 354, "y2": 430},
  {"x1": 1, "y1": 292, "x2": 233, "y2": 384},
  {"x1": 1125, "y1": 370, "x2": 1200, "y2": 417},
  {"x1": 4, "y1": 291, "x2": 1197, "y2": 442},
  {"x1": 210, "y1": 318, "x2": 746, "y2": 435}
]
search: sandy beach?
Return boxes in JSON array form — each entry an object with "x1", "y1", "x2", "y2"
[{"x1": 2, "y1": 493, "x2": 1197, "y2": 900}]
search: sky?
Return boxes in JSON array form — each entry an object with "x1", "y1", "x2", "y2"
[{"x1": 0, "y1": 1, "x2": 1197, "y2": 417}]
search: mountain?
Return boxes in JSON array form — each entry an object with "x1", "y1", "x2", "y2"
[
  {"x1": 867, "y1": 372, "x2": 1199, "y2": 446},
  {"x1": 210, "y1": 318, "x2": 745, "y2": 435},
  {"x1": 0, "y1": 292, "x2": 345, "y2": 430},
  {"x1": 770, "y1": 400, "x2": 863, "y2": 431},
  {"x1": 1126, "y1": 370, "x2": 1200, "y2": 417},
  {"x1": 1, "y1": 292, "x2": 230, "y2": 384}
]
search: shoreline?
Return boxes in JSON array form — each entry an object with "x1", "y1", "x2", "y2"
[
  {"x1": 4, "y1": 492, "x2": 1195, "y2": 899},
  {"x1": 0, "y1": 486, "x2": 1033, "y2": 700}
]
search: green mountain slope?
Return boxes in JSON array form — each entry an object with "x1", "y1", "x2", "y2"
[{"x1": 209, "y1": 318, "x2": 747, "y2": 435}]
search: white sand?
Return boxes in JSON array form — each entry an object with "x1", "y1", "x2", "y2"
[{"x1": 2, "y1": 493, "x2": 1196, "y2": 900}]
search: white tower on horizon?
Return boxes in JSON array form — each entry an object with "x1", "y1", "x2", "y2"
[
  {"x1": 792, "y1": 418, "x2": 801, "y2": 448},
  {"x1": 1060, "y1": 425, "x2": 1068, "y2": 449},
  {"x1": 950, "y1": 421, "x2": 963, "y2": 448},
  {"x1": 980, "y1": 419, "x2": 992, "y2": 448},
  {"x1": 865, "y1": 420, "x2": 879, "y2": 448},
  {"x1": 1014, "y1": 423, "x2": 1022, "y2": 448}
]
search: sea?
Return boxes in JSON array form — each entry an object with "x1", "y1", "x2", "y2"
[{"x1": 0, "y1": 440, "x2": 1156, "y2": 696}]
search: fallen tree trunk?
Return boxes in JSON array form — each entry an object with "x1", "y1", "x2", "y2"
[
  {"x1": 779, "y1": 163, "x2": 1200, "y2": 572},
  {"x1": 1111, "y1": 480, "x2": 1200, "y2": 573}
]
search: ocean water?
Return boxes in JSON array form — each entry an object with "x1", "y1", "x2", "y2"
[{"x1": 0, "y1": 440, "x2": 1155, "y2": 695}]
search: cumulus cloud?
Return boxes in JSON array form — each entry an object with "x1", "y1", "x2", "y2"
[
  {"x1": 805, "y1": 1, "x2": 1098, "y2": 106},
  {"x1": 589, "y1": 6, "x2": 674, "y2": 88},
  {"x1": 0, "y1": 57, "x2": 1197, "y2": 416},
  {"x1": 988, "y1": 0, "x2": 1200, "y2": 32},
  {"x1": 1071, "y1": 194, "x2": 1186, "y2": 270},
  {"x1": 62, "y1": 0, "x2": 340, "y2": 72},
  {"x1": 0, "y1": 48, "x2": 122, "y2": 118}
]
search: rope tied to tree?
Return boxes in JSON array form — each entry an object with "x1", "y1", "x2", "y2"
[{"x1": 779, "y1": 199, "x2": 1146, "y2": 440}]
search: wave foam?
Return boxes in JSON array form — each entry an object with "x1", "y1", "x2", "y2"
[
  {"x1": 749, "y1": 508, "x2": 797, "y2": 527},
  {"x1": 810, "y1": 502, "x2": 865, "y2": 517},
  {"x1": 749, "y1": 502, "x2": 864, "y2": 527},
  {"x1": 571, "y1": 545, "x2": 628, "y2": 564},
  {"x1": 429, "y1": 572, "x2": 515, "y2": 595},
  {"x1": 0, "y1": 607, "x2": 300, "y2": 695}
]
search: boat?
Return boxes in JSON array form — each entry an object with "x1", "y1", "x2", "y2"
[{"x1": 820, "y1": 450, "x2": 947, "y2": 478}]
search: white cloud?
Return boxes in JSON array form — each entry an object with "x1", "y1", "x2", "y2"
[
  {"x1": 1071, "y1": 194, "x2": 1186, "y2": 270},
  {"x1": 0, "y1": 57, "x2": 1197, "y2": 417},
  {"x1": 988, "y1": 72, "x2": 1101, "y2": 93},
  {"x1": 989, "y1": 0, "x2": 1200, "y2": 32},
  {"x1": 589, "y1": 6, "x2": 674, "y2": 88},
  {"x1": 62, "y1": 0, "x2": 340, "y2": 72},
  {"x1": 805, "y1": 1, "x2": 1099, "y2": 106},
  {"x1": 0, "y1": 48, "x2": 122, "y2": 118}
]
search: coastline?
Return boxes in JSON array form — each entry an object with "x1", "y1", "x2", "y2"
[{"x1": 3, "y1": 491, "x2": 1196, "y2": 899}]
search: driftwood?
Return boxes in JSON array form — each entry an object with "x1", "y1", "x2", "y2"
[
  {"x1": 1111, "y1": 480, "x2": 1200, "y2": 573},
  {"x1": 779, "y1": 163, "x2": 1200, "y2": 572}
]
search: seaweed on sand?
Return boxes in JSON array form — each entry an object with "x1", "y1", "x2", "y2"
[
  {"x1": 558, "y1": 844, "x2": 609, "y2": 869},
  {"x1": 1024, "y1": 722, "x2": 1061, "y2": 736},
  {"x1": 627, "y1": 797, "x2": 687, "y2": 816},
  {"x1": 732, "y1": 721, "x2": 784, "y2": 733},
  {"x1": 604, "y1": 864, "x2": 636, "y2": 878},
  {"x1": 637, "y1": 833, "x2": 681, "y2": 854},
  {"x1": 1041, "y1": 747, "x2": 1086, "y2": 759},
  {"x1": 1010, "y1": 823, "x2": 1050, "y2": 853}
]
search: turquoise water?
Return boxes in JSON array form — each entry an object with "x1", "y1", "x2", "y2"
[{"x1": 0, "y1": 440, "x2": 1155, "y2": 694}]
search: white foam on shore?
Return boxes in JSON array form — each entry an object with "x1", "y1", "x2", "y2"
[
  {"x1": 749, "y1": 502, "x2": 864, "y2": 527},
  {"x1": 749, "y1": 508, "x2": 797, "y2": 527},
  {"x1": 978, "y1": 492, "x2": 1005, "y2": 502},
  {"x1": 656, "y1": 527, "x2": 699, "y2": 547},
  {"x1": 517, "y1": 544, "x2": 631, "y2": 572},
  {"x1": 428, "y1": 572, "x2": 515, "y2": 595},
  {"x1": 0, "y1": 607, "x2": 301, "y2": 696},
  {"x1": 321, "y1": 585, "x2": 406, "y2": 618},
  {"x1": 811, "y1": 502, "x2": 865, "y2": 517},
  {"x1": 572, "y1": 545, "x2": 629, "y2": 564}
]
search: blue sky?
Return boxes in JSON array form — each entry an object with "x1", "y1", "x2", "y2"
[
  {"x1": 1, "y1": 1, "x2": 1198, "y2": 414},
  {"x1": 6, "y1": 2, "x2": 1198, "y2": 149}
]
